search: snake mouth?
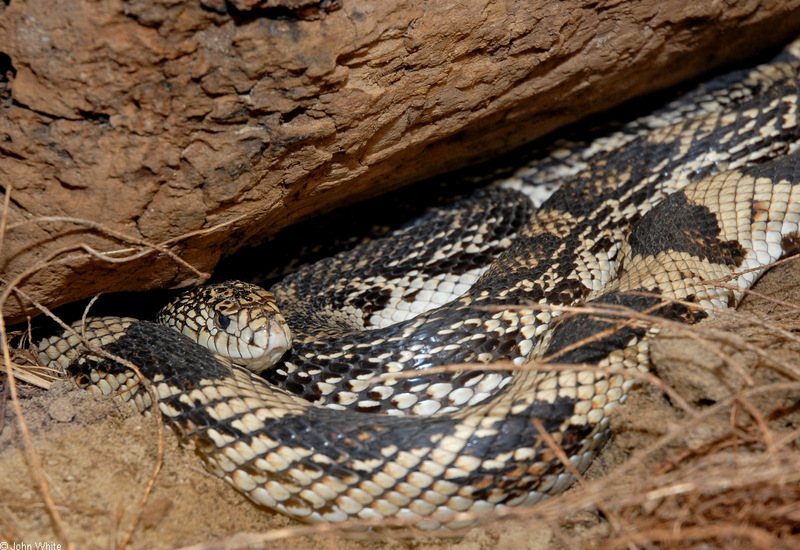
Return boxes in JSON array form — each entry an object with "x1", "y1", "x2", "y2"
[{"x1": 245, "y1": 319, "x2": 293, "y2": 373}]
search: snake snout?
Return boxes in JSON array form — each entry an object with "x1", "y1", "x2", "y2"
[
  {"x1": 220, "y1": 310, "x2": 293, "y2": 373},
  {"x1": 244, "y1": 316, "x2": 293, "y2": 373}
]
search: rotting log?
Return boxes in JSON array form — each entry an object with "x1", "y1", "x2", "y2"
[{"x1": 1, "y1": 0, "x2": 800, "y2": 322}]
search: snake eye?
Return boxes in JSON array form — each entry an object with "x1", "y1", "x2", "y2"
[{"x1": 215, "y1": 313, "x2": 231, "y2": 330}]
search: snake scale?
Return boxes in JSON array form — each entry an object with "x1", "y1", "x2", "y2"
[{"x1": 38, "y1": 39, "x2": 800, "y2": 530}]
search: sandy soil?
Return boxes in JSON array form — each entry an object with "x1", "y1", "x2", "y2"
[{"x1": 2, "y1": 259, "x2": 799, "y2": 550}]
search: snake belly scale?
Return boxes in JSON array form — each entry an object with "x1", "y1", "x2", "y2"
[{"x1": 38, "y1": 40, "x2": 800, "y2": 530}]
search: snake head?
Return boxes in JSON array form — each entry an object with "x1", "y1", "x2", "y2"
[{"x1": 156, "y1": 281, "x2": 292, "y2": 373}]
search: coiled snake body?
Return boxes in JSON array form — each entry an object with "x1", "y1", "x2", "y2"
[{"x1": 39, "y1": 40, "x2": 800, "y2": 530}]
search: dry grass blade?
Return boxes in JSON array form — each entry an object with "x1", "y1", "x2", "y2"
[
  {"x1": 9, "y1": 273, "x2": 168, "y2": 550},
  {"x1": 2, "y1": 362, "x2": 62, "y2": 390},
  {"x1": 0, "y1": 207, "x2": 205, "y2": 549},
  {"x1": 0, "y1": 187, "x2": 75, "y2": 550}
]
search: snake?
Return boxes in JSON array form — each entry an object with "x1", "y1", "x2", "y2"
[{"x1": 37, "y1": 39, "x2": 800, "y2": 531}]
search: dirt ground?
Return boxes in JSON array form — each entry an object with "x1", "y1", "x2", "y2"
[{"x1": 1, "y1": 258, "x2": 799, "y2": 550}]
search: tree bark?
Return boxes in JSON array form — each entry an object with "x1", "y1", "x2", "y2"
[{"x1": 1, "y1": 0, "x2": 800, "y2": 322}]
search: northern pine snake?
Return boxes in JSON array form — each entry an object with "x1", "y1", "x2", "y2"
[{"x1": 38, "y1": 39, "x2": 800, "y2": 530}]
